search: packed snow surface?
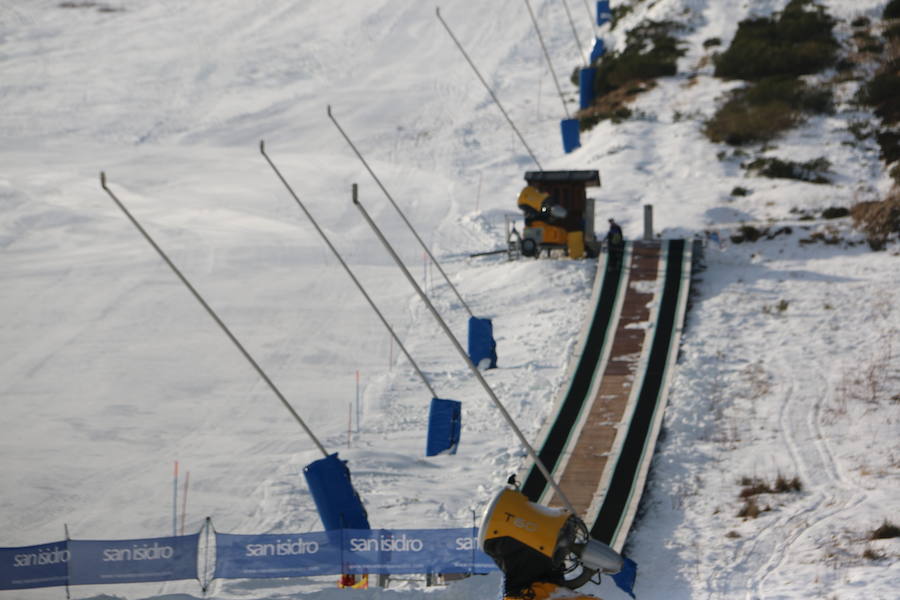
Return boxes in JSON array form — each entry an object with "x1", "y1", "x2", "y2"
[{"x1": 1, "y1": 0, "x2": 898, "y2": 599}]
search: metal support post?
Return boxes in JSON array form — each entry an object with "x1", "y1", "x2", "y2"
[
  {"x1": 99, "y1": 172, "x2": 329, "y2": 458},
  {"x1": 353, "y1": 193, "x2": 578, "y2": 516},
  {"x1": 436, "y1": 7, "x2": 543, "y2": 171},
  {"x1": 260, "y1": 141, "x2": 438, "y2": 398},
  {"x1": 328, "y1": 105, "x2": 474, "y2": 320}
]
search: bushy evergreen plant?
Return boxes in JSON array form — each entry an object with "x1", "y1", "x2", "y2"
[{"x1": 714, "y1": 0, "x2": 838, "y2": 80}]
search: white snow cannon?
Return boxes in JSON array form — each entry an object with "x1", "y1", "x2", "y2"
[{"x1": 477, "y1": 487, "x2": 623, "y2": 592}]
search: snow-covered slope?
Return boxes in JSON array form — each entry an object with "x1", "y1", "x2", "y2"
[{"x1": 1, "y1": 1, "x2": 898, "y2": 599}]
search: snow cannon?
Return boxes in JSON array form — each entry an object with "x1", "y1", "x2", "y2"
[
  {"x1": 516, "y1": 171, "x2": 601, "y2": 259},
  {"x1": 517, "y1": 185, "x2": 569, "y2": 258},
  {"x1": 477, "y1": 487, "x2": 623, "y2": 592}
]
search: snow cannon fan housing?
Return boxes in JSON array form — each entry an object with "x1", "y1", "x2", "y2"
[
  {"x1": 516, "y1": 170, "x2": 601, "y2": 259},
  {"x1": 478, "y1": 487, "x2": 623, "y2": 591}
]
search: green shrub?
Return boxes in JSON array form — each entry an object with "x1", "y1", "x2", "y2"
[
  {"x1": 593, "y1": 21, "x2": 685, "y2": 97},
  {"x1": 739, "y1": 477, "x2": 771, "y2": 497},
  {"x1": 578, "y1": 107, "x2": 633, "y2": 131},
  {"x1": 884, "y1": 22, "x2": 900, "y2": 40},
  {"x1": 747, "y1": 77, "x2": 833, "y2": 112},
  {"x1": 884, "y1": 0, "x2": 900, "y2": 19},
  {"x1": 744, "y1": 156, "x2": 832, "y2": 183},
  {"x1": 851, "y1": 196, "x2": 900, "y2": 248},
  {"x1": 704, "y1": 78, "x2": 831, "y2": 145},
  {"x1": 730, "y1": 225, "x2": 765, "y2": 243},
  {"x1": 705, "y1": 98, "x2": 798, "y2": 145},
  {"x1": 737, "y1": 497, "x2": 765, "y2": 518},
  {"x1": 731, "y1": 186, "x2": 751, "y2": 196},
  {"x1": 822, "y1": 206, "x2": 849, "y2": 219},
  {"x1": 890, "y1": 162, "x2": 900, "y2": 185},
  {"x1": 610, "y1": 4, "x2": 635, "y2": 29},
  {"x1": 715, "y1": 0, "x2": 838, "y2": 80},
  {"x1": 859, "y1": 70, "x2": 900, "y2": 124},
  {"x1": 851, "y1": 27, "x2": 884, "y2": 53},
  {"x1": 876, "y1": 130, "x2": 900, "y2": 163},
  {"x1": 773, "y1": 473, "x2": 802, "y2": 492},
  {"x1": 871, "y1": 520, "x2": 900, "y2": 539}
]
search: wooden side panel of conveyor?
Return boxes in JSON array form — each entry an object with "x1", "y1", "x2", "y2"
[
  {"x1": 543, "y1": 243, "x2": 662, "y2": 515},
  {"x1": 519, "y1": 239, "x2": 694, "y2": 554}
]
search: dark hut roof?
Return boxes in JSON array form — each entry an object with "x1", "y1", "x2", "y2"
[{"x1": 524, "y1": 170, "x2": 601, "y2": 187}]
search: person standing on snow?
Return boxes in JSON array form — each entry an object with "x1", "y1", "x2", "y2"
[{"x1": 606, "y1": 218, "x2": 624, "y2": 270}]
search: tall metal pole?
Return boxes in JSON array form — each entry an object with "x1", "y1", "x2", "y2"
[
  {"x1": 524, "y1": 0, "x2": 571, "y2": 119},
  {"x1": 435, "y1": 7, "x2": 543, "y2": 171},
  {"x1": 327, "y1": 105, "x2": 475, "y2": 321},
  {"x1": 100, "y1": 172, "x2": 329, "y2": 458},
  {"x1": 353, "y1": 195, "x2": 578, "y2": 517},
  {"x1": 582, "y1": 0, "x2": 599, "y2": 38},
  {"x1": 561, "y1": 0, "x2": 588, "y2": 67},
  {"x1": 259, "y1": 141, "x2": 438, "y2": 398}
]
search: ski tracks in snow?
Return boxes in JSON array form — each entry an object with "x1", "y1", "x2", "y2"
[
  {"x1": 704, "y1": 305, "x2": 870, "y2": 599},
  {"x1": 747, "y1": 356, "x2": 868, "y2": 599}
]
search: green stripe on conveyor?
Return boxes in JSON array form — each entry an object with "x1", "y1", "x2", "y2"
[
  {"x1": 590, "y1": 239, "x2": 686, "y2": 544},
  {"x1": 521, "y1": 248, "x2": 627, "y2": 502}
]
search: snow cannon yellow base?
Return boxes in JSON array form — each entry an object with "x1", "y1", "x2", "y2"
[{"x1": 478, "y1": 487, "x2": 624, "y2": 597}]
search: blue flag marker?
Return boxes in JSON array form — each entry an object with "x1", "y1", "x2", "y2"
[
  {"x1": 467, "y1": 316, "x2": 497, "y2": 369},
  {"x1": 612, "y1": 556, "x2": 637, "y2": 598},
  {"x1": 303, "y1": 453, "x2": 370, "y2": 530},
  {"x1": 426, "y1": 398, "x2": 462, "y2": 456}
]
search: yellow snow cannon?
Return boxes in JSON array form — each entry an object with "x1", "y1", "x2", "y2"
[
  {"x1": 516, "y1": 171, "x2": 601, "y2": 259},
  {"x1": 478, "y1": 487, "x2": 623, "y2": 596},
  {"x1": 517, "y1": 185, "x2": 569, "y2": 257}
]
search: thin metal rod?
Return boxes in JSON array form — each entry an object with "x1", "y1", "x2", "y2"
[
  {"x1": 435, "y1": 7, "x2": 543, "y2": 171},
  {"x1": 100, "y1": 172, "x2": 329, "y2": 458},
  {"x1": 259, "y1": 141, "x2": 438, "y2": 398},
  {"x1": 353, "y1": 195, "x2": 578, "y2": 516},
  {"x1": 327, "y1": 104, "x2": 475, "y2": 320},
  {"x1": 64, "y1": 524, "x2": 71, "y2": 600},
  {"x1": 582, "y1": 0, "x2": 599, "y2": 38},
  {"x1": 561, "y1": 0, "x2": 588, "y2": 67},
  {"x1": 524, "y1": 0, "x2": 570, "y2": 119}
]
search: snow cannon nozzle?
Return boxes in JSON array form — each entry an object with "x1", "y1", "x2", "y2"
[
  {"x1": 100, "y1": 171, "x2": 107, "y2": 188},
  {"x1": 478, "y1": 487, "x2": 623, "y2": 592},
  {"x1": 259, "y1": 140, "x2": 265, "y2": 154}
]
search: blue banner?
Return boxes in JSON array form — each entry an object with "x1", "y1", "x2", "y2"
[
  {"x1": 341, "y1": 528, "x2": 495, "y2": 575},
  {"x1": 214, "y1": 531, "x2": 341, "y2": 579},
  {"x1": 3, "y1": 528, "x2": 499, "y2": 589},
  {"x1": 67, "y1": 534, "x2": 199, "y2": 585},
  {"x1": 0, "y1": 540, "x2": 69, "y2": 590},
  {"x1": 214, "y1": 528, "x2": 496, "y2": 579}
]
